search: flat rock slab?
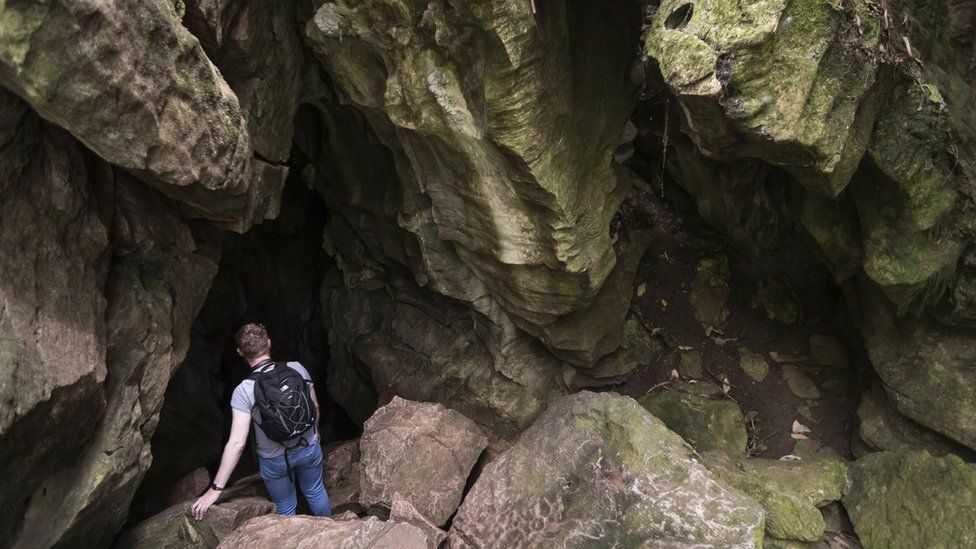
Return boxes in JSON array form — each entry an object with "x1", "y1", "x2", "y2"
[
  {"x1": 844, "y1": 450, "x2": 976, "y2": 548},
  {"x1": 217, "y1": 515, "x2": 432, "y2": 548},
  {"x1": 449, "y1": 392, "x2": 764, "y2": 548},
  {"x1": 360, "y1": 397, "x2": 487, "y2": 526}
]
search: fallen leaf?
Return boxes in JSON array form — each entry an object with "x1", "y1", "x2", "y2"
[
  {"x1": 660, "y1": 298, "x2": 669, "y2": 309},
  {"x1": 779, "y1": 454, "x2": 802, "y2": 461},
  {"x1": 790, "y1": 433, "x2": 810, "y2": 440},
  {"x1": 677, "y1": 345, "x2": 694, "y2": 351},
  {"x1": 792, "y1": 420, "x2": 811, "y2": 434},
  {"x1": 636, "y1": 283, "x2": 647, "y2": 297},
  {"x1": 670, "y1": 369, "x2": 680, "y2": 380}
]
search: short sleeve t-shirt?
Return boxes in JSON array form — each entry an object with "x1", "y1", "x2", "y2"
[{"x1": 231, "y1": 361, "x2": 318, "y2": 458}]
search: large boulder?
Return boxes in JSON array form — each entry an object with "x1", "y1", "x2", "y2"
[
  {"x1": 844, "y1": 450, "x2": 976, "y2": 548},
  {"x1": 0, "y1": 0, "x2": 282, "y2": 230},
  {"x1": 217, "y1": 515, "x2": 435, "y2": 549},
  {"x1": 114, "y1": 498, "x2": 274, "y2": 549},
  {"x1": 360, "y1": 397, "x2": 487, "y2": 526},
  {"x1": 703, "y1": 451, "x2": 849, "y2": 543},
  {"x1": 639, "y1": 381, "x2": 748, "y2": 455},
  {"x1": 855, "y1": 381, "x2": 972, "y2": 458},
  {"x1": 449, "y1": 392, "x2": 765, "y2": 547}
]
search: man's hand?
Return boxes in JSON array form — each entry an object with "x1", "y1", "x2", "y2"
[{"x1": 191, "y1": 489, "x2": 220, "y2": 520}]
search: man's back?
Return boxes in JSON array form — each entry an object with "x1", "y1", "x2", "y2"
[{"x1": 230, "y1": 361, "x2": 318, "y2": 458}]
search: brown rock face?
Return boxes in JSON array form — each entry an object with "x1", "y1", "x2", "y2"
[
  {"x1": 360, "y1": 397, "x2": 488, "y2": 526},
  {"x1": 0, "y1": 0, "x2": 284, "y2": 230},
  {"x1": 115, "y1": 497, "x2": 275, "y2": 549}
]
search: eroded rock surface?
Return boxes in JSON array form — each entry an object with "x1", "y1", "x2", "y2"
[
  {"x1": 845, "y1": 451, "x2": 976, "y2": 548},
  {"x1": 704, "y1": 451, "x2": 849, "y2": 543},
  {"x1": 0, "y1": 0, "x2": 282, "y2": 229},
  {"x1": 644, "y1": 0, "x2": 976, "y2": 453},
  {"x1": 449, "y1": 392, "x2": 765, "y2": 547},
  {"x1": 360, "y1": 397, "x2": 487, "y2": 526},
  {"x1": 217, "y1": 514, "x2": 433, "y2": 548},
  {"x1": 639, "y1": 381, "x2": 748, "y2": 456}
]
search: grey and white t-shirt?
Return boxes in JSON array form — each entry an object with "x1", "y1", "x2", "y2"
[{"x1": 231, "y1": 361, "x2": 318, "y2": 458}]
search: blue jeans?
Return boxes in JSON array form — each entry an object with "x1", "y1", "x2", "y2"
[{"x1": 258, "y1": 443, "x2": 331, "y2": 516}]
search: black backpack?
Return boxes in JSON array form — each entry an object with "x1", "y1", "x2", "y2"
[{"x1": 248, "y1": 362, "x2": 316, "y2": 445}]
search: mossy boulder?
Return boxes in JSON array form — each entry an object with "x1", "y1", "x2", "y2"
[
  {"x1": 449, "y1": 392, "x2": 765, "y2": 547},
  {"x1": 844, "y1": 451, "x2": 976, "y2": 548},
  {"x1": 645, "y1": 0, "x2": 880, "y2": 197},
  {"x1": 855, "y1": 382, "x2": 970, "y2": 458},
  {"x1": 639, "y1": 381, "x2": 748, "y2": 455},
  {"x1": 704, "y1": 451, "x2": 849, "y2": 543}
]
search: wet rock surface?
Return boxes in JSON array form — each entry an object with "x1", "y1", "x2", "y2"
[{"x1": 449, "y1": 392, "x2": 765, "y2": 547}]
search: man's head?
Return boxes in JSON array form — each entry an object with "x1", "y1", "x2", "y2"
[{"x1": 235, "y1": 323, "x2": 271, "y2": 361}]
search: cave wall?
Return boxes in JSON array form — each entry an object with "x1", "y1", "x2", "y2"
[
  {"x1": 643, "y1": 0, "x2": 976, "y2": 448},
  {"x1": 3, "y1": 0, "x2": 976, "y2": 545}
]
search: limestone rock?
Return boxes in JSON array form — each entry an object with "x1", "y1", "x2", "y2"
[
  {"x1": 679, "y1": 351, "x2": 705, "y2": 379},
  {"x1": 808, "y1": 335, "x2": 848, "y2": 367},
  {"x1": 323, "y1": 439, "x2": 363, "y2": 514},
  {"x1": 12, "y1": 177, "x2": 220, "y2": 549},
  {"x1": 217, "y1": 515, "x2": 433, "y2": 548},
  {"x1": 738, "y1": 347, "x2": 770, "y2": 383},
  {"x1": 114, "y1": 503, "x2": 238, "y2": 549},
  {"x1": 855, "y1": 382, "x2": 970, "y2": 458},
  {"x1": 645, "y1": 0, "x2": 880, "y2": 196},
  {"x1": 858, "y1": 284, "x2": 976, "y2": 451},
  {"x1": 449, "y1": 392, "x2": 765, "y2": 547},
  {"x1": 323, "y1": 282, "x2": 562, "y2": 432},
  {"x1": 704, "y1": 451, "x2": 849, "y2": 543},
  {"x1": 639, "y1": 381, "x2": 748, "y2": 455},
  {"x1": 845, "y1": 451, "x2": 976, "y2": 548},
  {"x1": 303, "y1": 0, "x2": 650, "y2": 370},
  {"x1": 389, "y1": 493, "x2": 448, "y2": 549},
  {"x1": 114, "y1": 497, "x2": 274, "y2": 549},
  {"x1": 689, "y1": 256, "x2": 731, "y2": 327},
  {"x1": 0, "y1": 0, "x2": 280, "y2": 230},
  {"x1": 0, "y1": 91, "x2": 109, "y2": 543},
  {"x1": 781, "y1": 365, "x2": 820, "y2": 400},
  {"x1": 360, "y1": 397, "x2": 487, "y2": 526}
]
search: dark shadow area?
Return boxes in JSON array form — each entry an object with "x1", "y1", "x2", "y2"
[{"x1": 127, "y1": 147, "x2": 358, "y2": 523}]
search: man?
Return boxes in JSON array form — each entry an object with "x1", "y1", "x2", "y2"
[{"x1": 192, "y1": 323, "x2": 331, "y2": 519}]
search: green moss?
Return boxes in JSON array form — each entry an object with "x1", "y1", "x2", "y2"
[
  {"x1": 689, "y1": 256, "x2": 731, "y2": 328},
  {"x1": 738, "y1": 347, "x2": 770, "y2": 382},
  {"x1": 845, "y1": 451, "x2": 976, "y2": 548},
  {"x1": 705, "y1": 451, "x2": 849, "y2": 543},
  {"x1": 639, "y1": 382, "x2": 747, "y2": 455}
]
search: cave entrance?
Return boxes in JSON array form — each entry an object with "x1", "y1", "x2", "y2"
[
  {"x1": 606, "y1": 62, "x2": 869, "y2": 462},
  {"x1": 128, "y1": 142, "x2": 359, "y2": 522}
]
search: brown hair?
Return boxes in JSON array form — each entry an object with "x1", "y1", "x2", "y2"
[{"x1": 235, "y1": 323, "x2": 270, "y2": 359}]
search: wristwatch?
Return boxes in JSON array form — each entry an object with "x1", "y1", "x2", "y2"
[{"x1": 210, "y1": 482, "x2": 224, "y2": 491}]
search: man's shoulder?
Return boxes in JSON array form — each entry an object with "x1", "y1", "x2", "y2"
[{"x1": 285, "y1": 361, "x2": 311, "y2": 381}]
